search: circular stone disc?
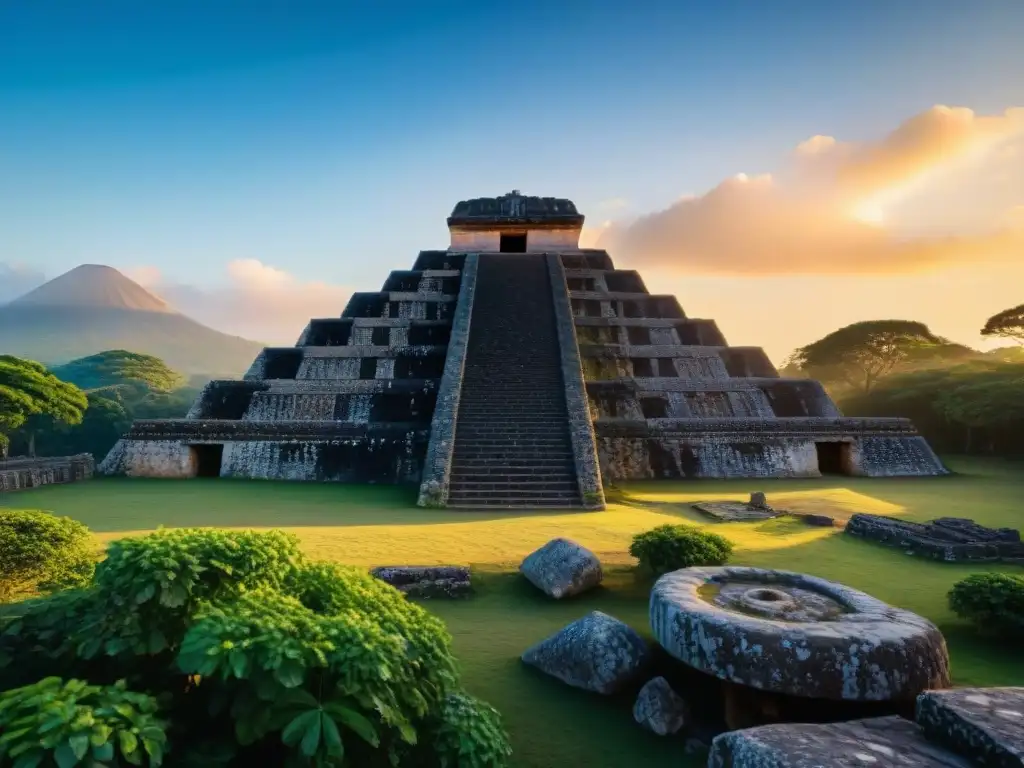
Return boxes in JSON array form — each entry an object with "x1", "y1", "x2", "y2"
[{"x1": 650, "y1": 566, "x2": 951, "y2": 701}]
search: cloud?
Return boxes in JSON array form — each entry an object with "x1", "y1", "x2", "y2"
[
  {"x1": 591, "y1": 106, "x2": 1024, "y2": 274},
  {"x1": 130, "y1": 260, "x2": 352, "y2": 344},
  {"x1": 0, "y1": 262, "x2": 46, "y2": 303}
]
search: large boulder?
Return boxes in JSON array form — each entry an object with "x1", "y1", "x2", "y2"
[
  {"x1": 633, "y1": 676, "x2": 689, "y2": 736},
  {"x1": 708, "y1": 716, "x2": 972, "y2": 767},
  {"x1": 917, "y1": 687, "x2": 1024, "y2": 766},
  {"x1": 650, "y1": 566, "x2": 950, "y2": 701},
  {"x1": 521, "y1": 611, "x2": 649, "y2": 695},
  {"x1": 519, "y1": 537, "x2": 603, "y2": 599}
]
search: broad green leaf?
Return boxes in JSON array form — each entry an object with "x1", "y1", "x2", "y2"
[
  {"x1": 324, "y1": 704, "x2": 380, "y2": 748},
  {"x1": 118, "y1": 730, "x2": 138, "y2": 757},
  {"x1": 68, "y1": 733, "x2": 90, "y2": 760},
  {"x1": 91, "y1": 742, "x2": 114, "y2": 761},
  {"x1": 321, "y1": 713, "x2": 344, "y2": 759},
  {"x1": 53, "y1": 742, "x2": 80, "y2": 768},
  {"x1": 143, "y1": 737, "x2": 165, "y2": 767},
  {"x1": 12, "y1": 750, "x2": 44, "y2": 768},
  {"x1": 274, "y1": 659, "x2": 305, "y2": 688},
  {"x1": 281, "y1": 710, "x2": 319, "y2": 748},
  {"x1": 299, "y1": 712, "x2": 323, "y2": 758}
]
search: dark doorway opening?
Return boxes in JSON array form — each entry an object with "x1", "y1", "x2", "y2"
[
  {"x1": 815, "y1": 442, "x2": 849, "y2": 475},
  {"x1": 191, "y1": 444, "x2": 224, "y2": 478},
  {"x1": 499, "y1": 233, "x2": 527, "y2": 253}
]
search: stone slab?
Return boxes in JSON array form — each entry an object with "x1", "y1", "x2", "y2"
[
  {"x1": 917, "y1": 687, "x2": 1024, "y2": 767},
  {"x1": 708, "y1": 716, "x2": 973, "y2": 767},
  {"x1": 693, "y1": 501, "x2": 781, "y2": 522},
  {"x1": 847, "y1": 514, "x2": 1024, "y2": 563},
  {"x1": 370, "y1": 565, "x2": 471, "y2": 599}
]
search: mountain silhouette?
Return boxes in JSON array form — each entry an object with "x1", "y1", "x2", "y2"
[{"x1": 0, "y1": 265, "x2": 263, "y2": 376}]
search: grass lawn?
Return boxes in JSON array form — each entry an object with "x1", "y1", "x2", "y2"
[{"x1": 3, "y1": 455, "x2": 1024, "y2": 767}]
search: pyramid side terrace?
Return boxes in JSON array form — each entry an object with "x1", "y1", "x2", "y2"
[{"x1": 100, "y1": 192, "x2": 946, "y2": 502}]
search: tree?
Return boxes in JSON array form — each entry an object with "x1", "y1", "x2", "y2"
[
  {"x1": 50, "y1": 350, "x2": 185, "y2": 393},
  {"x1": 0, "y1": 356, "x2": 87, "y2": 458},
  {"x1": 786, "y1": 320, "x2": 957, "y2": 394},
  {"x1": 982, "y1": 303, "x2": 1024, "y2": 345}
]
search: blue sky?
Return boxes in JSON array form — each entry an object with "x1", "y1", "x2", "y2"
[{"x1": 2, "y1": 1, "x2": 1023, "y2": 355}]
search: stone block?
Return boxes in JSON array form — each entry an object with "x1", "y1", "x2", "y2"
[
  {"x1": 708, "y1": 716, "x2": 972, "y2": 767},
  {"x1": 917, "y1": 687, "x2": 1024, "y2": 766},
  {"x1": 633, "y1": 676, "x2": 689, "y2": 736},
  {"x1": 520, "y1": 538, "x2": 603, "y2": 599},
  {"x1": 370, "y1": 565, "x2": 471, "y2": 599},
  {"x1": 521, "y1": 611, "x2": 650, "y2": 695}
]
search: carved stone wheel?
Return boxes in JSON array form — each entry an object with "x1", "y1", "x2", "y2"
[{"x1": 650, "y1": 566, "x2": 951, "y2": 701}]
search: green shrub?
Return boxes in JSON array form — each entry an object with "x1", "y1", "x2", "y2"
[
  {"x1": 428, "y1": 692, "x2": 513, "y2": 768},
  {"x1": 629, "y1": 523, "x2": 733, "y2": 575},
  {"x1": 0, "y1": 530, "x2": 509, "y2": 766},
  {"x1": 949, "y1": 572, "x2": 1024, "y2": 637},
  {"x1": 0, "y1": 677, "x2": 167, "y2": 767},
  {"x1": 0, "y1": 509, "x2": 95, "y2": 602}
]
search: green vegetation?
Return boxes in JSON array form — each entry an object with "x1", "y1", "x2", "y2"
[
  {"x1": 5, "y1": 351, "x2": 198, "y2": 462},
  {"x1": 949, "y1": 572, "x2": 1024, "y2": 639},
  {"x1": 840, "y1": 359, "x2": 1024, "y2": 455},
  {"x1": 981, "y1": 302, "x2": 1024, "y2": 344},
  {"x1": 3, "y1": 458, "x2": 1024, "y2": 767},
  {"x1": 0, "y1": 528, "x2": 510, "y2": 767},
  {"x1": 782, "y1": 319, "x2": 974, "y2": 394},
  {"x1": 0, "y1": 677, "x2": 167, "y2": 768},
  {"x1": 0, "y1": 356, "x2": 88, "y2": 459},
  {"x1": 0, "y1": 510, "x2": 95, "y2": 603},
  {"x1": 628, "y1": 524, "x2": 733, "y2": 575},
  {"x1": 51, "y1": 350, "x2": 185, "y2": 394}
]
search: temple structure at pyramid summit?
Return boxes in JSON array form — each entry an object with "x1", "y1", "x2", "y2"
[{"x1": 100, "y1": 191, "x2": 947, "y2": 508}]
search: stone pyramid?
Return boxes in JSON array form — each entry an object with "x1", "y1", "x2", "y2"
[{"x1": 101, "y1": 192, "x2": 946, "y2": 508}]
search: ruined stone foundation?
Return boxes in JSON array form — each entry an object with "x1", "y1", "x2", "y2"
[{"x1": 101, "y1": 192, "x2": 945, "y2": 508}]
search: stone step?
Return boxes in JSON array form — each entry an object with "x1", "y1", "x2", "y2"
[
  {"x1": 449, "y1": 482, "x2": 578, "y2": 492},
  {"x1": 448, "y1": 489, "x2": 581, "y2": 501},
  {"x1": 447, "y1": 253, "x2": 581, "y2": 509}
]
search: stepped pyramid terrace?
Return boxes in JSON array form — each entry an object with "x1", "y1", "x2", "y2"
[{"x1": 100, "y1": 191, "x2": 947, "y2": 508}]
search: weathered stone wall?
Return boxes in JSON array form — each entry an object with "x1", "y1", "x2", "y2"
[
  {"x1": 857, "y1": 436, "x2": 948, "y2": 476},
  {"x1": 99, "y1": 439, "x2": 195, "y2": 478},
  {"x1": 598, "y1": 436, "x2": 820, "y2": 479},
  {"x1": 546, "y1": 253, "x2": 605, "y2": 508},
  {"x1": 0, "y1": 454, "x2": 95, "y2": 491},
  {"x1": 102, "y1": 429, "x2": 428, "y2": 484},
  {"x1": 597, "y1": 429, "x2": 947, "y2": 480},
  {"x1": 418, "y1": 254, "x2": 478, "y2": 506}
]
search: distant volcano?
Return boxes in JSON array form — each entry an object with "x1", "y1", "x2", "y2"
[
  {"x1": 0, "y1": 265, "x2": 264, "y2": 376},
  {"x1": 10, "y1": 264, "x2": 175, "y2": 313}
]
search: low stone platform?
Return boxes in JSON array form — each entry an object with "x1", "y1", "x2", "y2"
[
  {"x1": 708, "y1": 687, "x2": 1024, "y2": 767},
  {"x1": 692, "y1": 501, "x2": 781, "y2": 522},
  {"x1": 0, "y1": 454, "x2": 94, "y2": 492},
  {"x1": 708, "y1": 716, "x2": 972, "y2": 767},
  {"x1": 917, "y1": 687, "x2": 1024, "y2": 766},
  {"x1": 369, "y1": 565, "x2": 471, "y2": 598},
  {"x1": 846, "y1": 514, "x2": 1024, "y2": 563}
]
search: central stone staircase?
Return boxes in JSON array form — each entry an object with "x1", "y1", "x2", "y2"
[{"x1": 447, "y1": 254, "x2": 582, "y2": 508}]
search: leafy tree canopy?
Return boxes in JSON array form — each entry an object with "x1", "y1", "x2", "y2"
[
  {"x1": 982, "y1": 303, "x2": 1024, "y2": 344},
  {"x1": 0, "y1": 356, "x2": 87, "y2": 456},
  {"x1": 50, "y1": 349, "x2": 185, "y2": 393},
  {"x1": 785, "y1": 320, "x2": 972, "y2": 394}
]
